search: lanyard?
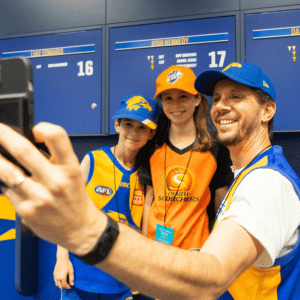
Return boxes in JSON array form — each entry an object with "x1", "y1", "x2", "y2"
[
  {"x1": 215, "y1": 144, "x2": 272, "y2": 222},
  {"x1": 113, "y1": 146, "x2": 137, "y2": 223}
]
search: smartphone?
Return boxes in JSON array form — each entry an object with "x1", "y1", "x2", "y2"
[
  {"x1": 0, "y1": 57, "x2": 38, "y2": 296},
  {"x1": 0, "y1": 57, "x2": 34, "y2": 181}
]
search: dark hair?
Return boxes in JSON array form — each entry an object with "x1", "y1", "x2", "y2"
[
  {"x1": 153, "y1": 93, "x2": 213, "y2": 152},
  {"x1": 251, "y1": 88, "x2": 274, "y2": 140}
]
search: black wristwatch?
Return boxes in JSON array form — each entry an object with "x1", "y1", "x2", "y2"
[{"x1": 74, "y1": 215, "x2": 119, "y2": 265}]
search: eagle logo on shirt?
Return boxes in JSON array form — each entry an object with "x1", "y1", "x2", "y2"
[
  {"x1": 126, "y1": 96, "x2": 152, "y2": 112},
  {"x1": 106, "y1": 211, "x2": 129, "y2": 225}
]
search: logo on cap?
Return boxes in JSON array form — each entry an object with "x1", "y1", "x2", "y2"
[
  {"x1": 263, "y1": 80, "x2": 269, "y2": 89},
  {"x1": 222, "y1": 62, "x2": 242, "y2": 72},
  {"x1": 167, "y1": 69, "x2": 183, "y2": 84},
  {"x1": 126, "y1": 96, "x2": 152, "y2": 112}
]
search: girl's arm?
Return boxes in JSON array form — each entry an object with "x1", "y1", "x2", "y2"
[
  {"x1": 80, "y1": 154, "x2": 90, "y2": 183},
  {"x1": 142, "y1": 185, "x2": 154, "y2": 236},
  {"x1": 214, "y1": 186, "x2": 228, "y2": 212}
]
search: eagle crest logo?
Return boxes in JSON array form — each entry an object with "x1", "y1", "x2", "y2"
[{"x1": 126, "y1": 96, "x2": 152, "y2": 112}]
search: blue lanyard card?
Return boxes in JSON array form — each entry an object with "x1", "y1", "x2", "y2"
[{"x1": 155, "y1": 224, "x2": 174, "y2": 245}]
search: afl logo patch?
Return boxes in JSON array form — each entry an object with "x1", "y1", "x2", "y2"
[{"x1": 95, "y1": 185, "x2": 113, "y2": 196}]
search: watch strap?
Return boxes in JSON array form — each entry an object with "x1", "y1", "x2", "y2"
[{"x1": 74, "y1": 215, "x2": 119, "y2": 265}]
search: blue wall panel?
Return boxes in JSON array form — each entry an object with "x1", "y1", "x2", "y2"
[
  {"x1": 0, "y1": 29, "x2": 102, "y2": 135},
  {"x1": 245, "y1": 10, "x2": 300, "y2": 131},
  {"x1": 109, "y1": 16, "x2": 236, "y2": 133}
]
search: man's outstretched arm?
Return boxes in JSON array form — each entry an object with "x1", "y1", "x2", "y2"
[{"x1": 0, "y1": 122, "x2": 263, "y2": 300}]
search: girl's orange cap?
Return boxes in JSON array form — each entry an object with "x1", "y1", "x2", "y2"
[{"x1": 154, "y1": 65, "x2": 198, "y2": 98}]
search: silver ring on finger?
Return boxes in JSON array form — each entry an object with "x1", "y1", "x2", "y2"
[{"x1": 11, "y1": 175, "x2": 26, "y2": 189}]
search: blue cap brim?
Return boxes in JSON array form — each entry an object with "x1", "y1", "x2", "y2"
[
  {"x1": 195, "y1": 70, "x2": 262, "y2": 96},
  {"x1": 112, "y1": 113, "x2": 157, "y2": 129}
]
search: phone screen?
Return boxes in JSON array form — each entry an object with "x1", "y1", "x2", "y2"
[
  {"x1": 0, "y1": 99, "x2": 32, "y2": 136},
  {"x1": 0, "y1": 100, "x2": 25, "y2": 128},
  {"x1": 0, "y1": 57, "x2": 34, "y2": 179},
  {"x1": 0, "y1": 58, "x2": 38, "y2": 296}
]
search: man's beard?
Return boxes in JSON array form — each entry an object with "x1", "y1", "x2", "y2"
[{"x1": 216, "y1": 116, "x2": 260, "y2": 147}]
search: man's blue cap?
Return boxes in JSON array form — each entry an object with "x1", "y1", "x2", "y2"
[
  {"x1": 113, "y1": 95, "x2": 162, "y2": 129},
  {"x1": 194, "y1": 62, "x2": 276, "y2": 100}
]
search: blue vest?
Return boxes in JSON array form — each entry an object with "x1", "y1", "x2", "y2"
[
  {"x1": 70, "y1": 146, "x2": 144, "y2": 294},
  {"x1": 216, "y1": 146, "x2": 300, "y2": 300}
]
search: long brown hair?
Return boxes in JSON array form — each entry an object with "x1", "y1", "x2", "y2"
[{"x1": 153, "y1": 93, "x2": 214, "y2": 152}]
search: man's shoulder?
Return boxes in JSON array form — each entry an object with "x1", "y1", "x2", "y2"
[{"x1": 240, "y1": 168, "x2": 294, "y2": 193}]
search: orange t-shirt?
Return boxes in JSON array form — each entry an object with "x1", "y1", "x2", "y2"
[{"x1": 143, "y1": 141, "x2": 232, "y2": 250}]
